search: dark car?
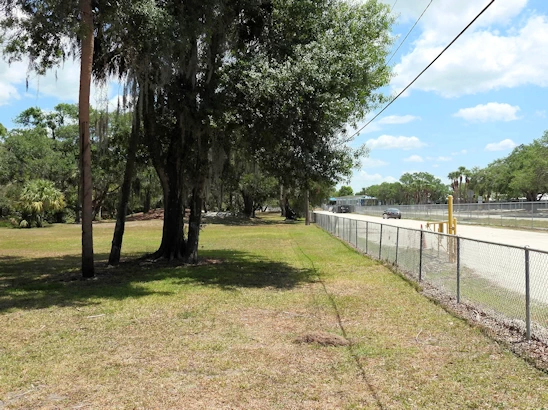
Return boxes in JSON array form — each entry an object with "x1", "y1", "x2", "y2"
[
  {"x1": 382, "y1": 208, "x2": 401, "y2": 219},
  {"x1": 332, "y1": 205, "x2": 351, "y2": 213}
]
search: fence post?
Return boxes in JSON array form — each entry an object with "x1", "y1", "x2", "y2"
[
  {"x1": 347, "y1": 219, "x2": 352, "y2": 243},
  {"x1": 456, "y1": 236, "x2": 461, "y2": 303},
  {"x1": 395, "y1": 227, "x2": 400, "y2": 265},
  {"x1": 525, "y1": 247, "x2": 531, "y2": 341},
  {"x1": 379, "y1": 224, "x2": 383, "y2": 260},
  {"x1": 419, "y1": 230, "x2": 423, "y2": 281},
  {"x1": 346, "y1": 218, "x2": 349, "y2": 243},
  {"x1": 347, "y1": 218, "x2": 350, "y2": 243},
  {"x1": 366, "y1": 221, "x2": 369, "y2": 254},
  {"x1": 355, "y1": 219, "x2": 358, "y2": 248}
]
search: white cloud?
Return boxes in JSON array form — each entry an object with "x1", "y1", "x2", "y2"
[
  {"x1": 378, "y1": 115, "x2": 420, "y2": 125},
  {"x1": 485, "y1": 139, "x2": 517, "y2": 151},
  {"x1": 366, "y1": 135, "x2": 426, "y2": 150},
  {"x1": 0, "y1": 53, "x2": 117, "y2": 108},
  {"x1": 350, "y1": 115, "x2": 420, "y2": 138},
  {"x1": 353, "y1": 122, "x2": 382, "y2": 135},
  {"x1": 29, "y1": 60, "x2": 82, "y2": 101},
  {"x1": 361, "y1": 158, "x2": 389, "y2": 168},
  {"x1": 391, "y1": 4, "x2": 548, "y2": 97},
  {"x1": 451, "y1": 149, "x2": 467, "y2": 155},
  {"x1": 436, "y1": 156, "x2": 452, "y2": 162},
  {"x1": 0, "y1": 82, "x2": 20, "y2": 106},
  {"x1": 454, "y1": 102, "x2": 520, "y2": 122},
  {"x1": 403, "y1": 155, "x2": 424, "y2": 163},
  {"x1": 352, "y1": 171, "x2": 397, "y2": 190},
  {"x1": 432, "y1": 164, "x2": 439, "y2": 168},
  {"x1": 0, "y1": 59, "x2": 27, "y2": 105},
  {"x1": 535, "y1": 110, "x2": 546, "y2": 118}
]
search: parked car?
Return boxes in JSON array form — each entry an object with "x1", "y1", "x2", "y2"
[
  {"x1": 382, "y1": 208, "x2": 401, "y2": 219},
  {"x1": 332, "y1": 205, "x2": 351, "y2": 213}
]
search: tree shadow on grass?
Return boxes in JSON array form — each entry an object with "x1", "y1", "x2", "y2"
[
  {"x1": 166, "y1": 249, "x2": 314, "y2": 290},
  {"x1": 0, "y1": 249, "x2": 314, "y2": 313}
]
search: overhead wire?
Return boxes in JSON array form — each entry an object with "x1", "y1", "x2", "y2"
[
  {"x1": 349, "y1": 0, "x2": 495, "y2": 140},
  {"x1": 387, "y1": 0, "x2": 434, "y2": 65}
]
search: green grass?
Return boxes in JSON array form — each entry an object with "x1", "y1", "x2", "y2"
[
  {"x1": 0, "y1": 219, "x2": 14, "y2": 228},
  {"x1": 458, "y1": 215, "x2": 548, "y2": 230},
  {"x1": 1, "y1": 217, "x2": 548, "y2": 409},
  {"x1": 356, "y1": 237, "x2": 548, "y2": 331}
]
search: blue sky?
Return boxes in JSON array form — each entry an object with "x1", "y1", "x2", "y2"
[
  {"x1": 1, "y1": 1, "x2": 547, "y2": 193},
  {"x1": 347, "y1": 0, "x2": 548, "y2": 192}
]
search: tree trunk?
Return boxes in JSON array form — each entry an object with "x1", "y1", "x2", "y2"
[
  {"x1": 279, "y1": 184, "x2": 286, "y2": 217},
  {"x1": 75, "y1": 182, "x2": 81, "y2": 224},
  {"x1": 284, "y1": 199, "x2": 295, "y2": 220},
  {"x1": 242, "y1": 190, "x2": 254, "y2": 218},
  {"x1": 143, "y1": 189, "x2": 151, "y2": 213},
  {"x1": 305, "y1": 189, "x2": 310, "y2": 225},
  {"x1": 184, "y1": 126, "x2": 209, "y2": 263},
  {"x1": 79, "y1": 0, "x2": 94, "y2": 278},
  {"x1": 152, "y1": 152, "x2": 185, "y2": 260},
  {"x1": 108, "y1": 95, "x2": 141, "y2": 265},
  {"x1": 218, "y1": 182, "x2": 223, "y2": 211},
  {"x1": 185, "y1": 181, "x2": 205, "y2": 264},
  {"x1": 141, "y1": 86, "x2": 185, "y2": 260}
]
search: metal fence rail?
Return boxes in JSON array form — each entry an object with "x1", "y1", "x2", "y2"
[
  {"x1": 344, "y1": 201, "x2": 548, "y2": 230},
  {"x1": 314, "y1": 212, "x2": 548, "y2": 341}
]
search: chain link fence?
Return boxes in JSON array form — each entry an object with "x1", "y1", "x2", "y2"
[
  {"x1": 314, "y1": 212, "x2": 548, "y2": 341},
  {"x1": 347, "y1": 201, "x2": 548, "y2": 230}
]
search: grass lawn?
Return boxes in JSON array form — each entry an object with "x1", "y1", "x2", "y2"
[{"x1": 1, "y1": 216, "x2": 547, "y2": 409}]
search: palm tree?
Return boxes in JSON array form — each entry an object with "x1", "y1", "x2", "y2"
[
  {"x1": 447, "y1": 171, "x2": 460, "y2": 200},
  {"x1": 79, "y1": 0, "x2": 95, "y2": 277},
  {"x1": 457, "y1": 166, "x2": 470, "y2": 202},
  {"x1": 19, "y1": 179, "x2": 66, "y2": 227}
]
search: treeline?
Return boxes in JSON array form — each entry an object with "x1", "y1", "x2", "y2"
[
  {"x1": 338, "y1": 172, "x2": 449, "y2": 205},
  {"x1": 0, "y1": 105, "x2": 337, "y2": 225},
  {"x1": 461, "y1": 132, "x2": 548, "y2": 202},
  {"x1": 0, "y1": 104, "x2": 160, "y2": 225},
  {"x1": 437, "y1": 132, "x2": 548, "y2": 204},
  {"x1": 345, "y1": 131, "x2": 548, "y2": 206}
]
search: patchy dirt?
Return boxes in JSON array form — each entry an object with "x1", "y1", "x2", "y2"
[
  {"x1": 391, "y1": 264, "x2": 548, "y2": 373},
  {"x1": 126, "y1": 209, "x2": 165, "y2": 221},
  {"x1": 294, "y1": 332, "x2": 350, "y2": 347},
  {"x1": 124, "y1": 209, "x2": 273, "y2": 225}
]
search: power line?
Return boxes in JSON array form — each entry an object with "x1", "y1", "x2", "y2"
[
  {"x1": 387, "y1": 0, "x2": 434, "y2": 65},
  {"x1": 392, "y1": 0, "x2": 398, "y2": 9},
  {"x1": 350, "y1": 0, "x2": 495, "y2": 140}
]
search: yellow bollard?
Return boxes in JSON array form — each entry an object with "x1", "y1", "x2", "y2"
[{"x1": 448, "y1": 195, "x2": 454, "y2": 235}]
